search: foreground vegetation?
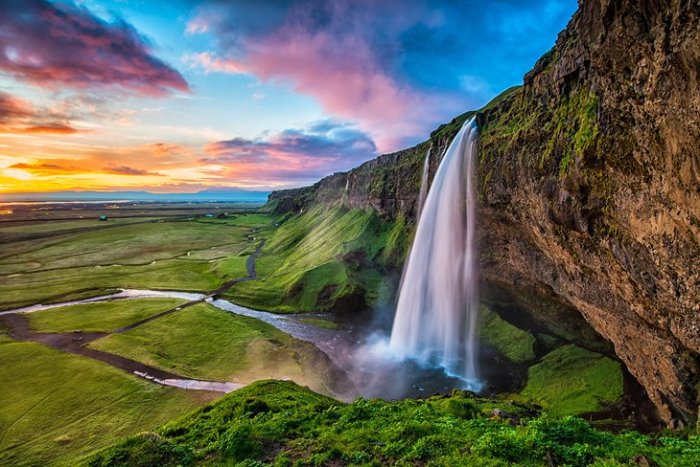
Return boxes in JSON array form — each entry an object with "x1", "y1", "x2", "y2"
[{"x1": 88, "y1": 380, "x2": 700, "y2": 467}]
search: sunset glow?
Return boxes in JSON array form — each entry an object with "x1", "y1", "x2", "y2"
[{"x1": 0, "y1": 0, "x2": 576, "y2": 195}]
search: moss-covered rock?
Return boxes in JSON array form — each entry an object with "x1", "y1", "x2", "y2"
[
  {"x1": 520, "y1": 345, "x2": 623, "y2": 416},
  {"x1": 478, "y1": 305, "x2": 536, "y2": 364}
]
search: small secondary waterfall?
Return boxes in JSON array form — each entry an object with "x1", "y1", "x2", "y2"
[
  {"x1": 417, "y1": 148, "x2": 431, "y2": 218},
  {"x1": 389, "y1": 117, "x2": 479, "y2": 387}
]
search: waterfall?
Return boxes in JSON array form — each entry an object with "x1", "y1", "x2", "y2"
[
  {"x1": 417, "y1": 148, "x2": 431, "y2": 218},
  {"x1": 389, "y1": 117, "x2": 480, "y2": 388}
]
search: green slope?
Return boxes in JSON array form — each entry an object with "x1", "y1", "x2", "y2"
[{"x1": 226, "y1": 205, "x2": 406, "y2": 313}]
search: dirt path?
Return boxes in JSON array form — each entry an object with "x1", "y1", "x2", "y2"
[
  {"x1": 0, "y1": 312, "x2": 187, "y2": 381},
  {"x1": 0, "y1": 239, "x2": 267, "y2": 392}
]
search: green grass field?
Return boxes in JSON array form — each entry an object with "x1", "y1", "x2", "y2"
[
  {"x1": 88, "y1": 303, "x2": 337, "y2": 395},
  {"x1": 0, "y1": 218, "x2": 157, "y2": 236},
  {"x1": 0, "y1": 214, "x2": 276, "y2": 310},
  {"x1": 26, "y1": 298, "x2": 187, "y2": 333},
  {"x1": 0, "y1": 338, "x2": 216, "y2": 467}
]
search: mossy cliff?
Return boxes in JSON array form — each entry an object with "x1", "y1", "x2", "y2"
[{"x1": 262, "y1": 0, "x2": 699, "y2": 427}]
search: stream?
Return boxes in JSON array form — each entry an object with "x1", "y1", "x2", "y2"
[{"x1": 0, "y1": 288, "x2": 469, "y2": 399}]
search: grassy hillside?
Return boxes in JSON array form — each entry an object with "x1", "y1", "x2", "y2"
[
  {"x1": 226, "y1": 205, "x2": 408, "y2": 313},
  {"x1": 86, "y1": 380, "x2": 700, "y2": 467}
]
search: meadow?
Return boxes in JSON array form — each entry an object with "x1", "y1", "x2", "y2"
[
  {"x1": 0, "y1": 334, "x2": 215, "y2": 466},
  {"x1": 0, "y1": 212, "x2": 276, "y2": 310},
  {"x1": 89, "y1": 303, "x2": 339, "y2": 395},
  {"x1": 26, "y1": 298, "x2": 187, "y2": 333}
]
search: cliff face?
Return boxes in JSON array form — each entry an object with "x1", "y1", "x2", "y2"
[{"x1": 266, "y1": 0, "x2": 700, "y2": 427}]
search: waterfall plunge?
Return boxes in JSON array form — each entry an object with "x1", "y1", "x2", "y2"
[{"x1": 389, "y1": 118, "x2": 480, "y2": 389}]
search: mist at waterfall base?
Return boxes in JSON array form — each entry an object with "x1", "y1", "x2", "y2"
[{"x1": 333, "y1": 118, "x2": 484, "y2": 400}]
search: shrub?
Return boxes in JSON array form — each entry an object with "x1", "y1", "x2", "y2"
[{"x1": 220, "y1": 424, "x2": 262, "y2": 462}]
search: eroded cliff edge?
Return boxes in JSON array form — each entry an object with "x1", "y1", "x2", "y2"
[{"x1": 265, "y1": 0, "x2": 700, "y2": 427}]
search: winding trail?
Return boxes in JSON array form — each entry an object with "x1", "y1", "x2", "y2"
[{"x1": 0, "y1": 242, "x2": 267, "y2": 394}]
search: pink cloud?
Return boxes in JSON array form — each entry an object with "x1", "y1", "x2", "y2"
[
  {"x1": 183, "y1": 52, "x2": 248, "y2": 74},
  {"x1": 188, "y1": 1, "x2": 466, "y2": 151},
  {"x1": 0, "y1": 91, "x2": 81, "y2": 135},
  {"x1": 202, "y1": 120, "x2": 377, "y2": 184},
  {"x1": 0, "y1": 0, "x2": 189, "y2": 97}
]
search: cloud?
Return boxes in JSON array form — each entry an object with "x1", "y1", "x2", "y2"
[
  {"x1": 103, "y1": 166, "x2": 163, "y2": 176},
  {"x1": 10, "y1": 162, "x2": 73, "y2": 173},
  {"x1": 0, "y1": 0, "x2": 189, "y2": 96},
  {"x1": 188, "y1": 0, "x2": 575, "y2": 150},
  {"x1": 0, "y1": 92, "x2": 33, "y2": 123},
  {"x1": 9, "y1": 160, "x2": 162, "y2": 177},
  {"x1": 183, "y1": 52, "x2": 247, "y2": 74},
  {"x1": 147, "y1": 143, "x2": 193, "y2": 158},
  {"x1": 0, "y1": 92, "x2": 81, "y2": 134},
  {"x1": 203, "y1": 119, "x2": 377, "y2": 183},
  {"x1": 22, "y1": 124, "x2": 80, "y2": 135}
]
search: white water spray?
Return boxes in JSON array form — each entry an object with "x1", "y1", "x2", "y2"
[{"x1": 389, "y1": 118, "x2": 480, "y2": 389}]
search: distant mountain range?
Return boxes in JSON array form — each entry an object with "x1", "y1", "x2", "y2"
[{"x1": 0, "y1": 189, "x2": 270, "y2": 203}]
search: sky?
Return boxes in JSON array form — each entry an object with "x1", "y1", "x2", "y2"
[{"x1": 0, "y1": 0, "x2": 577, "y2": 194}]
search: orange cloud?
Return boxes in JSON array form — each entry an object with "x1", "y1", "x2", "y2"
[
  {"x1": 0, "y1": 92, "x2": 82, "y2": 135},
  {"x1": 183, "y1": 52, "x2": 247, "y2": 74},
  {"x1": 103, "y1": 166, "x2": 163, "y2": 176},
  {"x1": 21, "y1": 124, "x2": 81, "y2": 135}
]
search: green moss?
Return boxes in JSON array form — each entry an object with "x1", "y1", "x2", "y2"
[
  {"x1": 478, "y1": 305, "x2": 536, "y2": 363},
  {"x1": 541, "y1": 88, "x2": 600, "y2": 177},
  {"x1": 381, "y1": 212, "x2": 411, "y2": 266},
  {"x1": 537, "y1": 333, "x2": 563, "y2": 352},
  {"x1": 520, "y1": 345, "x2": 624, "y2": 416},
  {"x1": 297, "y1": 317, "x2": 338, "y2": 330},
  {"x1": 87, "y1": 380, "x2": 700, "y2": 467}
]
